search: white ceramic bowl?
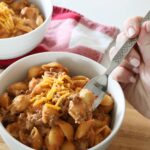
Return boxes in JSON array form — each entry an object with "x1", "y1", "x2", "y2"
[
  {"x1": 0, "y1": 0, "x2": 53, "y2": 60},
  {"x1": 0, "y1": 52, "x2": 125, "y2": 150}
]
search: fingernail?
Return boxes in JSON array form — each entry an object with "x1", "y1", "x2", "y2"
[
  {"x1": 146, "y1": 21, "x2": 150, "y2": 33},
  {"x1": 128, "y1": 27, "x2": 136, "y2": 37},
  {"x1": 129, "y1": 58, "x2": 140, "y2": 67},
  {"x1": 109, "y1": 46, "x2": 116, "y2": 60},
  {"x1": 129, "y1": 76, "x2": 136, "y2": 83},
  {"x1": 133, "y1": 67, "x2": 139, "y2": 74}
]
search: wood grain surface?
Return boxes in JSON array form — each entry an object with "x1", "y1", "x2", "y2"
[
  {"x1": 108, "y1": 102, "x2": 150, "y2": 150},
  {"x1": 0, "y1": 101, "x2": 150, "y2": 150}
]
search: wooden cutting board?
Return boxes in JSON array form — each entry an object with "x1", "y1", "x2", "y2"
[
  {"x1": 0, "y1": 101, "x2": 150, "y2": 150},
  {"x1": 108, "y1": 101, "x2": 150, "y2": 150}
]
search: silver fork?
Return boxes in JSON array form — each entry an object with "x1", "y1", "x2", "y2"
[{"x1": 84, "y1": 10, "x2": 150, "y2": 110}]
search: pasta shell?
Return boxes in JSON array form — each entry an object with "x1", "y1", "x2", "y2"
[
  {"x1": 28, "y1": 78, "x2": 41, "y2": 91},
  {"x1": 79, "y1": 89, "x2": 95, "y2": 107},
  {"x1": 57, "y1": 120, "x2": 74, "y2": 141},
  {"x1": 96, "y1": 125, "x2": 111, "y2": 138},
  {"x1": 2, "y1": 0, "x2": 14, "y2": 4},
  {"x1": 87, "y1": 128, "x2": 96, "y2": 147},
  {"x1": 75, "y1": 140, "x2": 88, "y2": 150},
  {"x1": 0, "y1": 92, "x2": 10, "y2": 108},
  {"x1": 7, "y1": 82, "x2": 28, "y2": 96},
  {"x1": 100, "y1": 105, "x2": 114, "y2": 114},
  {"x1": 6, "y1": 122, "x2": 20, "y2": 138},
  {"x1": 75, "y1": 120, "x2": 94, "y2": 139},
  {"x1": 10, "y1": 95, "x2": 30, "y2": 114},
  {"x1": 93, "y1": 119, "x2": 107, "y2": 128},
  {"x1": 30, "y1": 127, "x2": 43, "y2": 150},
  {"x1": 27, "y1": 66, "x2": 43, "y2": 79},
  {"x1": 61, "y1": 141, "x2": 76, "y2": 150},
  {"x1": 19, "y1": 130, "x2": 30, "y2": 145},
  {"x1": 45, "y1": 126, "x2": 64, "y2": 150},
  {"x1": 42, "y1": 62, "x2": 68, "y2": 73},
  {"x1": 101, "y1": 94, "x2": 113, "y2": 106},
  {"x1": 36, "y1": 15, "x2": 44, "y2": 26},
  {"x1": 94, "y1": 134, "x2": 104, "y2": 145}
]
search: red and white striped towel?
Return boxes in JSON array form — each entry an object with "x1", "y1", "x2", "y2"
[{"x1": 0, "y1": 6, "x2": 119, "y2": 69}]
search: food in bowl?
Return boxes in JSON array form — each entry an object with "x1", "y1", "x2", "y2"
[
  {"x1": 0, "y1": 52, "x2": 125, "y2": 150},
  {"x1": 0, "y1": 0, "x2": 44, "y2": 38},
  {"x1": 0, "y1": 0, "x2": 52, "y2": 60},
  {"x1": 0, "y1": 61, "x2": 114, "y2": 150}
]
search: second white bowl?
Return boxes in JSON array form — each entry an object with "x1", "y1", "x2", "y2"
[{"x1": 0, "y1": 0, "x2": 53, "y2": 60}]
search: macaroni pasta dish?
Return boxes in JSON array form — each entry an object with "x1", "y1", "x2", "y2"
[
  {"x1": 0, "y1": 62, "x2": 114, "y2": 150},
  {"x1": 0, "y1": 0, "x2": 44, "y2": 38}
]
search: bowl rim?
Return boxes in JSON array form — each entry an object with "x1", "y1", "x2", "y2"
[
  {"x1": 0, "y1": 52, "x2": 125, "y2": 150},
  {"x1": 0, "y1": 0, "x2": 53, "y2": 41}
]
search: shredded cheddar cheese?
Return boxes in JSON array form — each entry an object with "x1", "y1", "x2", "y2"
[
  {"x1": 33, "y1": 97, "x2": 47, "y2": 107},
  {"x1": 46, "y1": 83, "x2": 57, "y2": 101},
  {"x1": 0, "y1": 2, "x2": 15, "y2": 32},
  {"x1": 55, "y1": 92, "x2": 70, "y2": 106},
  {"x1": 45, "y1": 103, "x2": 61, "y2": 111},
  {"x1": 60, "y1": 74, "x2": 72, "y2": 83},
  {"x1": 30, "y1": 66, "x2": 89, "y2": 111}
]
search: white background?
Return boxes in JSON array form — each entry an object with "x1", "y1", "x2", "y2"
[{"x1": 53, "y1": 0, "x2": 150, "y2": 28}]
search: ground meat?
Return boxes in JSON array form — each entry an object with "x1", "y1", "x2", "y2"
[
  {"x1": 38, "y1": 126, "x2": 50, "y2": 137},
  {"x1": 19, "y1": 129, "x2": 31, "y2": 145},
  {"x1": 42, "y1": 105, "x2": 59, "y2": 127},
  {"x1": 26, "y1": 111, "x2": 42, "y2": 129},
  {"x1": 18, "y1": 113, "x2": 27, "y2": 126},
  {"x1": 60, "y1": 98, "x2": 70, "y2": 113},
  {"x1": 48, "y1": 115, "x2": 59, "y2": 127}
]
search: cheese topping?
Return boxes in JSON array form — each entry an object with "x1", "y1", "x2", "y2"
[
  {"x1": 0, "y1": 2, "x2": 15, "y2": 32},
  {"x1": 31, "y1": 72, "x2": 89, "y2": 111}
]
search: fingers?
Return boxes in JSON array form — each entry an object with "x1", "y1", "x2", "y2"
[
  {"x1": 144, "y1": 21, "x2": 150, "y2": 33},
  {"x1": 125, "y1": 48, "x2": 141, "y2": 68},
  {"x1": 109, "y1": 16, "x2": 148, "y2": 84},
  {"x1": 109, "y1": 32, "x2": 128, "y2": 60},
  {"x1": 109, "y1": 32, "x2": 141, "y2": 69},
  {"x1": 109, "y1": 41, "x2": 141, "y2": 84},
  {"x1": 137, "y1": 21, "x2": 150, "y2": 65},
  {"x1": 138, "y1": 21, "x2": 150, "y2": 45},
  {"x1": 123, "y1": 16, "x2": 142, "y2": 38},
  {"x1": 111, "y1": 66, "x2": 136, "y2": 83}
]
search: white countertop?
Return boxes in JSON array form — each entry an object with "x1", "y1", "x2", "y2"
[{"x1": 53, "y1": 0, "x2": 149, "y2": 28}]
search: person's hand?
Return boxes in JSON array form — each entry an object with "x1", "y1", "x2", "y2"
[{"x1": 110, "y1": 16, "x2": 150, "y2": 118}]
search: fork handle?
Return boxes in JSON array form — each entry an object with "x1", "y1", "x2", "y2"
[{"x1": 105, "y1": 10, "x2": 150, "y2": 75}]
